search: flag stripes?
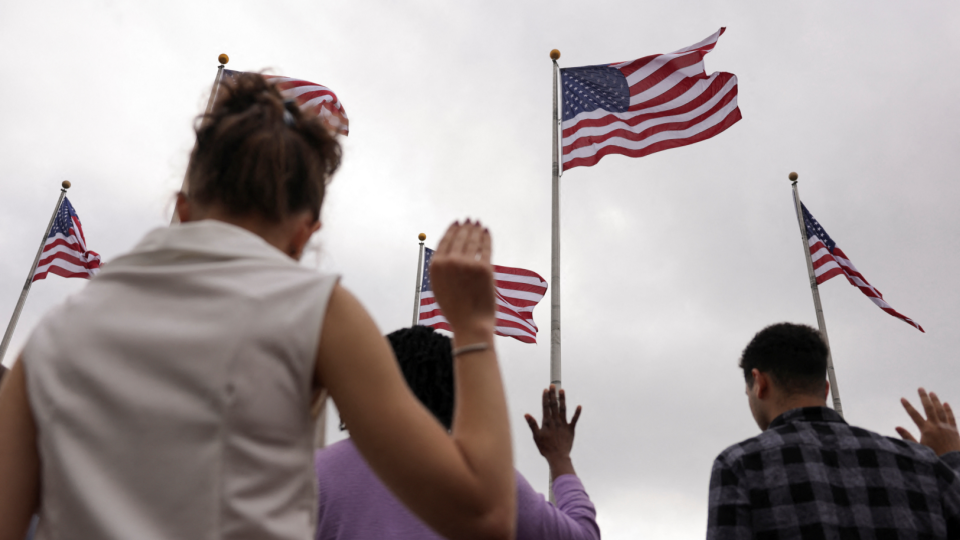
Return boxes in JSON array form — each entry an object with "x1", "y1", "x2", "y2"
[
  {"x1": 417, "y1": 248, "x2": 547, "y2": 343},
  {"x1": 223, "y1": 70, "x2": 349, "y2": 136},
  {"x1": 801, "y1": 202, "x2": 923, "y2": 332},
  {"x1": 560, "y1": 28, "x2": 741, "y2": 170},
  {"x1": 33, "y1": 198, "x2": 100, "y2": 282},
  {"x1": 264, "y1": 75, "x2": 349, "y2": 136}
]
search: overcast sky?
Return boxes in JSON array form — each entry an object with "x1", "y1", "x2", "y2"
[{"x1": 3, "y1": 1, "x2": 960, "y2": 538}]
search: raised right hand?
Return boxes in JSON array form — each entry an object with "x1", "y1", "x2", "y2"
[
  {"x1": 429, "y1": 220, "x2": 496, "y2": 339},
  {"x1": 896, "y1": 387, "x2": 960, "y2": 456}
]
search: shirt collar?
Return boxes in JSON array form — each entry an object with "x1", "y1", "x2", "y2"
[
  {"x1": 111, "y1": 219, "x2": 296, "y2": 268},
  {"x1": 768, "y1": 406, "x2": 846, "y2": 429}
]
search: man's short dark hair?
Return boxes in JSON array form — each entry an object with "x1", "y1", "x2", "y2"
[
  {"x1": 387, "y1": 326, "x2": 455, "y2": 430},
  {"x1": 740, "y1": 323, "x2": 828, "y2": 396}
]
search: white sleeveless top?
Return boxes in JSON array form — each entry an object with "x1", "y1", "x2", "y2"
[{"x1": 23, "y1": 220, "x2": 339, "y2": 540}]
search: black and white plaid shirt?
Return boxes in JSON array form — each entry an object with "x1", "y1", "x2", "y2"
[{"x1": 708, "y1": 407, "x2": 960, "y2": 539}]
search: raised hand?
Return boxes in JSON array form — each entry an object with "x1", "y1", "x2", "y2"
[
  {"x1": 896, "y1": 387, "x2": 960, "y2": 456},
  {"x1": 525, "y1": 385, "x2": 582, "y2": 479},
  {"x1": 428, "y1": 220, "x2": 496, "y2": 340}
]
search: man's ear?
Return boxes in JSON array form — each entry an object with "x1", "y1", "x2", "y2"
[
  {"x1": 824, "y1": 379, "x2": 830, "y2": 401},
  {"x1": 752, "y1": 369, "x2": 769, "y2": 399}
]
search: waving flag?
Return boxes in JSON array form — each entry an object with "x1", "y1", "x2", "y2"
[
  {"x1": 224, "y1": 70, "x2": 349, "y2": 135},
  {"x1": 801, "y1": 203, "x2": 923, "y2": 332},
  {"x1": 33, "y1": 198, "x2": 101, "y2": 281},
  {"x1": 418, "y1": 248, "x2": 548, "y2": 343},
  {"x1": 561, "y1": 28, "x2": 741, "y2": 170}
]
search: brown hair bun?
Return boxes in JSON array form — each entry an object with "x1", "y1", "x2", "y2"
[{"x1": 186, "y1": 71, "x2": 342, "y2": 223}]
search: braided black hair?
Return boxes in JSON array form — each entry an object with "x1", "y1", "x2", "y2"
[{"x1": 387, "y1": 326, "x2": 455, "y2": 430}]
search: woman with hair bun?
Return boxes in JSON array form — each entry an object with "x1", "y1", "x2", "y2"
[{"x1": 0, "y1": 73, "x2": 515, "y2": 540}]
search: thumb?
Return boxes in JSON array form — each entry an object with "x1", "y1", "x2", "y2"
[
  {"x1": 524, "y1": 414, "x2": 540, "y2": 437},
  {"x1": 896, "y1": 427, "x2": 918, "y2": 443}
]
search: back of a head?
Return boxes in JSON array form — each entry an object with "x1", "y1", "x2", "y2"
[
  {"x1": 386, "y1": 326, "x2": 454, "y2": 430},
  {"x1": 186, "y1": 72, "x2": 342, "y2": 223},
  {"x1": 740, "y1": 323, "x2": 828, "y2": 396}
]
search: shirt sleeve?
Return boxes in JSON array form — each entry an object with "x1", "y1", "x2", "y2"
[
  {"x1": 941, "y1": 451, "x2": 960, "y2": 476},
  {"x1": 935, "y1": 456, "x2": 960, "y2": 538},
  {"x1": 706, "y1": 454, "x2": 751, "y2": 540},
  {"x1": 514, "y1": 471, "x2": 600, "y2": 540}
]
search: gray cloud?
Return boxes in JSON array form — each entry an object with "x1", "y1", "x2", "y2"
[{"x1": 3, "y1": 1, "x2": 959, "y2": 538}]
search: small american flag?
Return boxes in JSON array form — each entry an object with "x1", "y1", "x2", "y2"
[
  {"x1": 33, "y1": 198, "x2": 101, "y2": 282},
  {"x1": 801, "y1": 202, "x2": 923, "y2": 332},
  {"x1": 418, "y1": 248, "x2": 548, "y2": 344},
  {"x1": 561, "y1": 28, "x2": 741, "y2": 170},
  {"x1": 224, "y1": 70, "x2": 349, "y2": 136}
]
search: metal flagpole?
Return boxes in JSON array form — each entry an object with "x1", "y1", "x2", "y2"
[
  {"x1": 789, "y1": 172, "x2": 844, "y2": 417},
  {"x1": 548, "y1": 48, "x2": 562, "y2": 504},
  {"x1": 172, "y1": 53, "x2": 229, "y2": 224},
  {"x1": 550, "y1": 49, "x2": 562, "y2": 390},
  {"x1": 411, "y1": 233, "x2": 427, "y2": 326},
  {"x1": 0, "y1": 181, "x2": 71, "y2": 365}
]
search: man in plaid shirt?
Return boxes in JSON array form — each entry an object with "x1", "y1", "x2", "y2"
[{"x1": 707, "y1": 323, "x2": 960, "y2": 539}]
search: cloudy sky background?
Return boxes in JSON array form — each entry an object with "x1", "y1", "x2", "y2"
[{"x1": 3, "y1": 1, "x2": 960, "y2": 538}]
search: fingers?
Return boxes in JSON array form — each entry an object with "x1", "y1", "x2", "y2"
[
  {"x1": 946, "y1": 402, "x2": 957, "y2": 428},
  {"x1": 902, "y1": 397, "x2": 926, "y2": 429},
  {"x1": 448, "y1": 220, "x2": 473, "y2": 254},
  {"x1": 541, "y1": 388, "x2": 551, "y2": 425},
  {"x1": 919, "y1": 388, "x2": 937, "y2": 424},
  {"x1": 480, "y1": 228, "x2": 492, "y2": 264},
  {"x1": 558, "y1": 389, "x2": 567, "y2": 422},
  {"x1": 569, "y1": 405, "x2": 582, "y2": 430},
  {"x1": 548, "y1": 386, "x2": 559, "y2": 422},
  {"x1": 463, "y1": 222, "x2": 484, "y2": 259},
  {"x1": 436, "y1": 222, "x2": 459, "y2": 254},
  {"x1": 524, "y1": 414, "x2": 540, "y2": 438},
  {"x1": 896, "y1": 427, "x2": 918, "y2": 443},
  {"x1": 930, "y1": 392, "x2": 948, "y2": 423}
]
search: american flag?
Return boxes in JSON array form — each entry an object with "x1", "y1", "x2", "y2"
[
  {"x1": 800, "y1": 202, "x2": 923, "y2": 332},
  {"x1": 223, "y1": 70, "x2": 349, "y2": 136},
  {"x1": 561, "y1": 28, "x2": 741, "y2": 170},
  {"x1": 418, "y1": 248, "x2": 548, "y2": 344},
  {"x1": 33, "y1": 198, "x2": 101, "y2": 282}
]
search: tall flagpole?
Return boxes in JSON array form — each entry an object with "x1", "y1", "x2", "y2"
[
  {"x1": 172, "y1": 53, "x2": 229, "y2": 224},
  {"x1": 548, "y1": 48, "x2": 562, "y2": 504},
  {"x1": 412, "y1": 233, "x2": 427, "y2": 326},
  {"x1": 550, "y1": 49, "x2": 562, "y2": 390},
  {"x1": 0, "y1": 181, "x2": 71, "y2": 365},
  {"x1": 789, "y1": 172, "x2": 844, "y2": 417}
]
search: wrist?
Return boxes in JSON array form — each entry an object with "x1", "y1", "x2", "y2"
[
  {"x1": 452, "y1": 325, "x2": 495, "y2": 349},
  {"x1": 546, "y1": 455, "x2": 575, "y2": 479}
]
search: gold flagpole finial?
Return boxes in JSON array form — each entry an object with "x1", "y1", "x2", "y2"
[
  {"x1": 218, "y1": 53, "x2": 229, "y2": 65},
  {"x1": 788, "y1": 172, "x2": 798, "y2": 181},
  {"x1": 418, "y1": 233, "x2": 426, "y2": 242},
  {"x1": 61, "y1": 180, "x2": 71, "y2": 189},
  {"x1": 550, "y1": 49, "x2": 561, "y2": 60}
]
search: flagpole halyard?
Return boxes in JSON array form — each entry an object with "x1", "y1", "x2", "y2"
[
  {"x1": 790, "y1": 172, "x2": 844, "y2": 417},
  {"x1": 412, "y1": 233, "x2": 426, "y2": 327},
  {"x1": 0, "y1": 181, "x2": 71, "y2": 365}
]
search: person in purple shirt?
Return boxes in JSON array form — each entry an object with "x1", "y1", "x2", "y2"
[{"x1": 314, "y1": 325, "x2": 600, "y2": 540}]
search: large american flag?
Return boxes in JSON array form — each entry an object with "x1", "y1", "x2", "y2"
[
  {"x1": 801, "y1": 202, "x2": 923, "y2": 332},
  {"x1": 418, "y1": 248, "x2": 548, "y2": 344},
  {"x1": 223, "y1": 70, "x2": 349, "y2": 136},
  {"x1": 561, "y1": 28, "x2": 741, "y2": 170},
  {"x1": 32, "y1": 198, "x2": 100, "y2": 282}
]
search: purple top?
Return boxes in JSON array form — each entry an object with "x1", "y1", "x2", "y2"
[{"x1": 315, "y1": 439, "x2": 600, "y2": 540}]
